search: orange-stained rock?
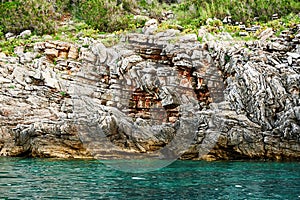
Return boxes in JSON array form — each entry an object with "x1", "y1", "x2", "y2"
[
  {"x1": 44, "y1": 48, "x2": 59, "y2": 59},
  {"x1": 68, "y1": 45, "x2": 79, "y2": 59}
]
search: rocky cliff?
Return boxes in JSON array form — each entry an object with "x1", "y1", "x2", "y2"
[{"x1": 0, "y1": 27, "x2": 299, "y2": 160}]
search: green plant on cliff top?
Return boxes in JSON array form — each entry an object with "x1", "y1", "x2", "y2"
[
  {"x1": 0, "y1": 38, "x2": 23, "y2": 56},
  {"x1": 0, "y1": 0, "x2": 299, "y2": 42},
  {"x1": 100, "y1": 36, "x2": 120, "y2": 47},
  {"x1": 80, "y1": 28, "x2": 101, "y2": 39},
  {"x1": 73, "y1": 0, "x2": 141, "y2": 33},
  {"x1": 0, "y1": 0, "x2": 61, "y2": 35},
  {"x1": 138, "y1": 0, "x2": 164, "y2": 19},
  {"x1": 0, "y1": 26, "x2": 4, "y2": 39},
  {"x1": 175, "y1": 0, "x2": 300, "y2": 29},
  {"x1": 0, "y1": 34, "x2": 46, "y2": 56}
]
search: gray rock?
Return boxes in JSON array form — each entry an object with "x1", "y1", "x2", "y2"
[
  {"x1": 79, "y1": 48, "x2": 97, "y2": 63},
  {"x1": 20, "y1": 52, "x2": 39, "y2": 64},
  {"x1": 287, "y1": 52, "x2": 300, "y2": 59},
  {"x1": 258, "y1": 28, "x2": 274, "y2": 41},
  {"x1": 0, "y1": 28, "x2": 299, "y2": 161},
  {"x1": 239, "y1": 25, "x2": 246, "y2": 30},
  {"x1": 91, "y1": 42, "x2": 107, "y2": 64},
  {"x1": 0, "y1": 77, "x2": 11, "y2": 84},
  {"x1": 42, "y1": 68, "x2": 60, "y2": 89},
  {"x1": 268, "y1": 42, "x2": 287, "y2": 51},
  {"x1": 179, "y1": 34, "x2": 197, "y2": 42},
  {"x1": 43, "y1": 35, "x2": 53, "y2": 40},
  {"x1": 222, "y1": 16, "x2": 232, "y2": 24},
  {"x1": 19, "y1": 30, "x2": 32, "y2": 38},
  {"x1": 12, "y1": 67, "x2": 26, "y2": 85},
  {"x1": 5, "y1": 32, "x2": 15, "y2": 39},
  {"x1": 163, "y1": 10, "x2": 174, "y2": 19},
  {"x1": 239, "y1": 32, "x2": 249, "y2": 37},
  {"x1": 142, "y1": 19, "x2": 158, "y2": 35},
  {"x1": 34, "y1": 42, "x2": 46, "y2": 52},
  {"x1": 14, "y1": 46, "x2": 24, "y2": 56},
  {"x1": 198, "y1": 27, "x2": 207, "y2": 38},
  {"x1": 0, "y1": 52, "x2": 6, "y2": 58},
  {"x1": 287, "y1": 56, "x2": 293, "y2": 65}
]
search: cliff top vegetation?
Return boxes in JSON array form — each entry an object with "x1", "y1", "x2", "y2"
[{"x1": 0, "y1": 0, "x2": 299, "y2": 53}]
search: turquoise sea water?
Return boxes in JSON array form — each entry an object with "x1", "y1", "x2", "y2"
[{"x1": 0, "y1": 158, "x2": 300, "y2": 200}]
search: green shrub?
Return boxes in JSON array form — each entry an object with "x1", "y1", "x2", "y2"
[
  {"x1": 0, "y1": 0, "x2": 63, "y2": 35},
  {"x1": 0, "y1": 25, "x2": 4, "y2": 39},
  {"x1": 138, "y1": 0, "x2": 164, "y2": 19},
  {"x1": 73, "y1": 0, "x2": 142, "y2": 32},
  {"x1": 54, "y1": 0, "x2": 72, "y2": 13},
  {"x1": 176, "y1": 0, "x2": 300, "y2": 26},
  {"x1": 0, "y1": 37, "x2": 35, "y2": 55},
  {"x1": 0, "y1": 0, "x2": 299, "y2": 37}
]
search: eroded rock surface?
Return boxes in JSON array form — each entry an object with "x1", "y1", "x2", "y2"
[{"x1": 0, "y1": 28, "x2": 299, "y2": 160}]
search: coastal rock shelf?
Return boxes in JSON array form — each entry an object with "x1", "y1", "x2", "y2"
[{"x1": 0, "y1": 27, "x2": 299, "y2": 160}]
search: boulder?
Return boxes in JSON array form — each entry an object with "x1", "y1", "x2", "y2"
[
  {"x1": 19, "y1": 30, "x2": 32, "y2": 38},
  {"x1": 142, "y1": 19, "x2": 158, "y2": 35},
  {"x1": 258, "y1": 28, "x2": 274, "y2": 41},
  {"x1": 44, "y1": 48, "x2": 59, "y2": 59}
]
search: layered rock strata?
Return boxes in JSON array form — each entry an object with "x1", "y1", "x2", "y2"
[{"x1": 0, "y1": 28, "x2": 299, "y2": 160}]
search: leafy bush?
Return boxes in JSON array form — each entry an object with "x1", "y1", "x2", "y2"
[
  {"x1": 0, "y1": 0, "x2": 299, "y2": 36},
  {"x1": 0, "y1": 25, "x2": 4, "y2": 39},
  {"x1": 138, "y1": 0, "x2": 164, "y2": 19},
  {"x1": 0, "y1": 37, "x2": 34, "y2": 55},
  {"x1": 176, "y1": 0, "x2": 300, "y2": 26},
  {"x1": 0, "y1": 0, "x2": 62, "y2": 35},
  {"x1": 73, "y1": 0, "x2": 142, "y2": 32}
]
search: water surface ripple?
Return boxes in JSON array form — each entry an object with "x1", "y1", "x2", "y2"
[{"x1": 0, "y1": 158, "x2": 299, "y2": 199}]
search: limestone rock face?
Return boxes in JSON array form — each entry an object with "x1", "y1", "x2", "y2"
[
  {"x1": 142, "y1": 19, "x2": 158, "y2": 35},
  {"x1": 0, "y1": 28, "x2": 299, "y2": 160}
]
